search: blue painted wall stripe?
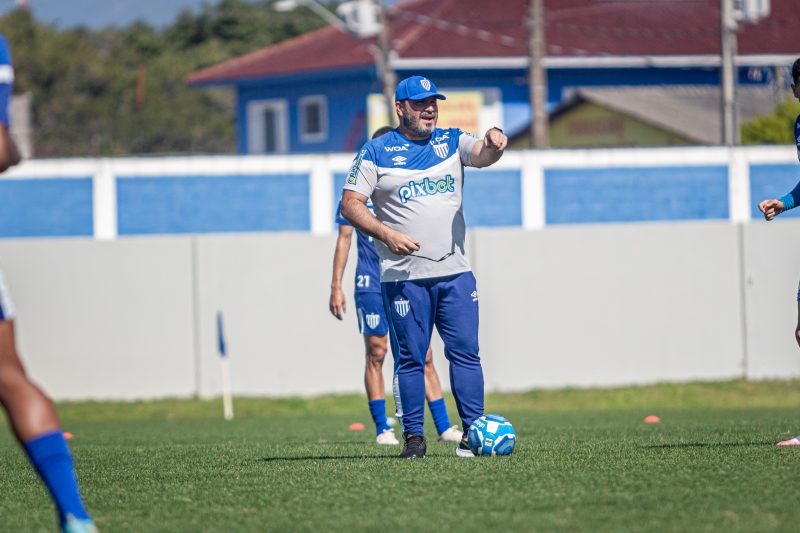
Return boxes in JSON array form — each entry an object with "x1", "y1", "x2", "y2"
[
  {"x1": 462, "y1": 169, "x2": 522, "y2": 227},
  {"x1": 117, "y1": 174, "x2": 310, "y2": 235},
  {"x1": 331, "y1": 169, "x2": 522, "y2": 228},
  {"x1": 545, "y1": 166, "x2": 729, "y2": 224},
  {"x1": 0, "y1": 178, "x2": 93, "y2": 238},
  {"x1": 749, "y1": 164, "x2": 800, "y2": 220}
]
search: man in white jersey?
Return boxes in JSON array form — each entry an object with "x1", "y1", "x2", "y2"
[
  {"x1": 341, "y1": 75, "x2": 506, "y2": 458},
  {"x1": 330, "y1": 126, "x2": 462, "y2": 445}
]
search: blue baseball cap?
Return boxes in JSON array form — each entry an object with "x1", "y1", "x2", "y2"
[{"x1": 395, "y1": 76, "x2": 446, "y2": 101}]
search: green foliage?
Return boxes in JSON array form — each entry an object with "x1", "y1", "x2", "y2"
[
  {"x1": 0, "y1": 1, "x2": 326, "y2": 156},
  {"x1": 742, "y1": 96, "x2": 800, "y2": 145}
]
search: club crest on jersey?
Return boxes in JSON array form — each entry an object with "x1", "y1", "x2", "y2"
[
  {"x1": 392, "y1": 155, "x2": 407, "y2": 166},
  {"x1": 421, "y1": 78, "x2": 431, "y2": 91},
  {"x1": 471, "y1": 290, "x2": 478, "y2": 302},
  {"x1": 432, "y1": 143, "x2": 449, "y2": 159},
  {"x1": 398, "y1": 175, "x2": 455, "y2": 204},
  {"x1": 394, "y1": 299, "x2": 410, "y2": 318},
  {"x1": 365, "y1": 313, "x2": 381, "y2": 330}
]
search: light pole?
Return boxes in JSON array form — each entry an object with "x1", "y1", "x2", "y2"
[
  {"x1": 274, "y1": 0, "x2": 397, "y2": 126},
  {"x1": 719, "y1": 0, "x2": 771, "y2": 146},
  {"x1": 528, "y1": 0, "x2": 548, "y2": 149},
  {"x1": 720, "y1": 0, "x2": 737, "y2": 146}
]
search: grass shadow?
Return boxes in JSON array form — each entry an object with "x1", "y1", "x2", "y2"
[{"x1": 261, "y1": 454, "x2": 398, "y2": 462}]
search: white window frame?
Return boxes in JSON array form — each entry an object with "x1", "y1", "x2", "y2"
[
  {"x1": 298, "y1": 95, "x2": 328, "y2": 143},
  {"x1": 246, "y1": 99, "x2": 289, "y2": 154}
]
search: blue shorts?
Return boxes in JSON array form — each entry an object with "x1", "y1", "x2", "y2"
[{"x1": 355, "y1": 291, "x2": 388, "y2": 336}]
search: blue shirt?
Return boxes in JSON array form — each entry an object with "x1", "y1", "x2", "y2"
[
  {"x1": 777, "y1": 114, "x2": 800, "y2": 210},
  {"x1": 795, "y1": 113, "x2": 800, "y2": 163},
  {"x1": 336, "y1": 200, "x2": 381, "y2": 293},
  {"x1": 0, "y1": 34, "x2": 12, "y2": 127}
]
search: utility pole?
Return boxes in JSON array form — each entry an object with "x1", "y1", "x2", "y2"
[
  {"x1": 720, "y1": 0, "x2": 737, "y2": 146},
  {"x1": 528, "y1": 0, "x2": 548, "y2": 148},
  {"x1": 374, "y1": 0, "x2": 397, "y2": 127}
]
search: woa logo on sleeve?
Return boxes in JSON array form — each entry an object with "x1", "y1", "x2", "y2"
[{"x1": 398, "y1": 175, "x2": 455, "y2": 204}]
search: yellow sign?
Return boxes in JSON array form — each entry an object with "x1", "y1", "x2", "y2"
[{"x1": 367, "y1": 91, "x2": 483, "y2": 136}]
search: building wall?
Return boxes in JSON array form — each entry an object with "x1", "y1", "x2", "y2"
[
  {"x1": 547, "y1": 102, "x2": 694, "y2": 148},
  {"x1": 230, "y1": 65, "x2": 769, "y2": 154}
]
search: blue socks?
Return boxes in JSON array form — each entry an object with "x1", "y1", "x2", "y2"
[
  {"x1": 24, "y1": 430, "x2": 90, "y2": 525},
  {"x1": 368, "y1": 399, "x2": 392, "y2": 435},
  {"x1": 428, "y1": 397, "x2": 452, "y2": 435},
  {"x1": 369, "y1": 396, "x2": 452, "y2": 436}
]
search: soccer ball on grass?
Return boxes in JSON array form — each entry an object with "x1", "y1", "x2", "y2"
[{"x1": 467, "y1": 414, "x2": 516, "y2": 456}]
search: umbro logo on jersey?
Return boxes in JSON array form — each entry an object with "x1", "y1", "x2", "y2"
[
  {"x1": 398, "y1": 175, "x2": 455, "y2": 204},
  {"x1": 365, "y1": 313, "x2": 381, "y2": 329},
  {"x1": 471, "y1": 290, "x2": 478, "y2": 302},
  {"x1": 392, "y1": 156, "x2": 407, "y2": 166},
  {"x1": 384, "y1": 144, "x2": 409, "y2": 152},
  {"x1": 394, "y1": 299, "x2": 410, "y2": 318},
  {"x1": 432, "y1": 143, "x2": 449, "y2": 158}
]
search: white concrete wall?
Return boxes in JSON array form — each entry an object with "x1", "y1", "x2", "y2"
[
  {"x1": 0, "y1": 237, "x2": 196, "y2": 400},
  {"x1": 742, "y1": 222, "x2": 800, "y2": 379},
  {"x1": 473, "y1": 222, "x2": 745, "y2": 390},
  {"x1": 2, "y1": 220, "x2": 799, "y2": 400}
]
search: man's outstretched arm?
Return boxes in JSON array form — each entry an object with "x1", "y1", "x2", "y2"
[{"x1": 470, "y1": 127, "x2": 507, "y2": 168}]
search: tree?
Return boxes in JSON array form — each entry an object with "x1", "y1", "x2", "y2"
[
  {"x1": 741, "y1": 97, "x2": 800, "y2": 145},
  {"x1": 0, "y1": 1, "x2": 326, "y2": 156}
]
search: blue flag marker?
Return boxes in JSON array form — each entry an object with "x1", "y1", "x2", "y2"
[
  {"x1": 216, "y1": 311, "x2": 227, "y2": 358},
  {"x1": 217, "y1": 310, "x2": 234, "y2": 420}
]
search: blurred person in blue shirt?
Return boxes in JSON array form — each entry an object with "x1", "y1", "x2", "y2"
[{"x1": 756, "y1": 56, "x2": 800, "y2": 447}]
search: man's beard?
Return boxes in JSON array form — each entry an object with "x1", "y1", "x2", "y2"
[{"x1": 401, "y1": 112, "x2": 436, "y2": 138}]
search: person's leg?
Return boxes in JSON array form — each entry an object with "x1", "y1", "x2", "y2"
[
  {"x1": 423, "y1": 347, "x2": 459, "y2": 440},
  {"x1": 434, "y1": 272, "x2": 484, "y2": 431},
  {"x1": 356, "y1": 292, "x2": 395, "y2": 442},
  {"x1": 0, "y1": 320, "x2": 94, "y2": 528},
  {"x1": 423, "y1": 347, "x2": 443, "y2": 402},
  {"x1": 382, "y1": 279, "x2": 434, "y2": 439},
  {"x1": 364, "y1": 333, "x2": 394, "y2": 437}
]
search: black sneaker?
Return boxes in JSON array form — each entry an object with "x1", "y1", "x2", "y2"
[
  {"x1": 399, "y1": 434, "x2": 426, "y2": 459},
  {"x1": 456, "y1": 428, "x2": 475, "y2": 458}
]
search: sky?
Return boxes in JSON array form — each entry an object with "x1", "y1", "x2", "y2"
[
  {"x1": 0, "y1": 0, "x2": 400, "y2": 30},
  {"x1": 0, "y1": 0, "x2": 221, "y2": 28}
]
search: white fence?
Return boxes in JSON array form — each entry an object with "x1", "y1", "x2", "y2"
[{"x1": 2, "y1": 219, "x2": 799, "y2": 401}]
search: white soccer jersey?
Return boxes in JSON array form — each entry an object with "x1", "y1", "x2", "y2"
[{"x1": 343, "y1": 127, "x2": 480, "y2": 282}]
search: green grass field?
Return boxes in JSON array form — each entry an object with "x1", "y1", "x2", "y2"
[{"x1": 2, "y1": 381, "x2": 800, "y2": 532}]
